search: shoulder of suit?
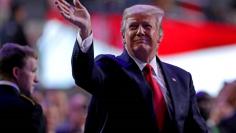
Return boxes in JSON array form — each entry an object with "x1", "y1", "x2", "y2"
[
  {"x1": 95, "y1": 54, "x2": 116, "y2": 61},
  {"x1": 20, "y1": 93, "x2": 36, "y2": 106},
  {"x1": 162, "y1": 61, "x2": 190, "y2": 74},
  {"x1": 95, "y1": 54, "x2": 118, "y2": 66}
]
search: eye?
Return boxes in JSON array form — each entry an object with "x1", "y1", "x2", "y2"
[
  {"x1": 129, "y1": 23, "x2": 138, "y2": 30},
  {"x1": 32, "y1": 68, "x2": 37, "y2": 73},
  {"x1": 143, "y1": 24, "x2": 152, "y2": 29}
]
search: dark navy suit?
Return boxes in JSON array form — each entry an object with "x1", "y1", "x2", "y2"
[
  {"x1": 72, "y1": 41, "x2": 208, "y2": 133},
  {"x1": 0, "y1": 85, "x2": 46, "y2": 133}
]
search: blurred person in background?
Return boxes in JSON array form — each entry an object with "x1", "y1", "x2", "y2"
[
  {"x1": 56, "y1": 0, "x2": 207, "y2": 133},
  {"x1": 56, "y1": 92, "x2": 90, "y2": 133},
  {"x1": 211, "y1": 80, "x2": 236, "y2": 133},
  {"x1": 208, "y1": 80, "x2": 236, "y2": 133},
  {"x1": 196, "y1": 91, "x2": 214, "y2": 121},
  {"x1": 0, "y1": 43, "x2": 45, "y2": 133},
  {"x1": 44, "y1": 90, "x2": 68, "y2": 124},
  {"x1": 0, "y1": 0, "x2": 29, "y2": 47},
  {"x1": 42, "y1": 101, "x2": 61, "y2": 133},
  {"x1": 41, "y1": 90, "x2": 69, "y2": 133}
]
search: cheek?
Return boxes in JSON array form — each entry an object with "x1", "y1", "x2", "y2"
[
  {"x1": 152, "y1": 31, "x2": 159, "y2": 42},
  {"x1": 18, "y1": 72, "x2": 27, "y2": 82},
  {"x1": 125, "y1": 31, "x2": 135, "y2": 41},
  {"x1": 29, "y1": 74, "x2": 36, "y2": 83},
  {"x1": 125, "y1": 33, "x2": 136, "y2": 48},
  {"x1": 23, "y1": 73, "x2": 34, "y2": 85}
]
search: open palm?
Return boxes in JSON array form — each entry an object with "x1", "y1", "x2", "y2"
[{"x1": 55, "y1": 0, "x2": 92, "y2": 39}]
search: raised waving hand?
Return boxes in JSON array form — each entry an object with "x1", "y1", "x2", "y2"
[{"x1": 55, "y1": 0, "x2": 92, "y2": 39}]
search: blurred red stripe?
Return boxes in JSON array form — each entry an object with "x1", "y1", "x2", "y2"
[{"x1": 47, "y1": 10, "x2": 236, "y2": 55}]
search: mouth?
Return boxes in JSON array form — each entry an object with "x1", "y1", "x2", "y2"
[
  {"x1": 134, "y1": 39, "x2": 149, "y2": 44},
  {"x1": 134, "y1": 36, "x2": 150, "y2": 44}
]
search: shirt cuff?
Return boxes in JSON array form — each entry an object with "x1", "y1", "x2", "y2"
[{"x1": 76, "y1": 31, "x2": 93, "y2": 53}]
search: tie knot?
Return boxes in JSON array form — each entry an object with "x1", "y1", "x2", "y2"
[{"x1": 143, "y1": 64, "x2": 153, "y2": 74}]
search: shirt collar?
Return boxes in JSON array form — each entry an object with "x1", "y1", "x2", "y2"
[
  {"x1": 126, "y1": 50, "x2": 158, "y2": 75},
  {"x1": 0, "y1": 80, "x2": 20, "y2": 93}
]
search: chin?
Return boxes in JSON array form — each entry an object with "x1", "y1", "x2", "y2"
[
  {"x1": 134, "y1": 52, "x2": 149, "y2": 62},
  {"x1": 30, "y1": 88, "x2": 35, "y2": 93}
]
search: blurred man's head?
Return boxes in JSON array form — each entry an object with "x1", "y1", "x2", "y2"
[
  {"x1": 10, "y1": 0, "x2": 27, "y2": 22},
  {"x1": 219, "y1": 80, "x2": 236, "y2": 108},
  {"x1": 68, "y1": 93, "x2": 89, "y2": 129},
  {"x1": 0, "y1": 43, "x2": 38, "y2": 95},
  {"x1": 121, "y1": 4, "x2": 164, "y2": 63},
  {"x1": 196, "y1": 91, "x2": 213, "y2": 120}
]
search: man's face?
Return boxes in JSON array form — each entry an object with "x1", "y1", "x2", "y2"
[
  {"x1": 124, "y1": 13, "x2": 160, "y2": 62},
  {"x1": 16, "y1": 57, "x2": 38, "y2": 95},
  {"x1": 68, "y1": 94, "x2": 88, "y2": 126}
]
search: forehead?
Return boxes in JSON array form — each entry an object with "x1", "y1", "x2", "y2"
[
  {"x1": 24, "y1": 57, "x2": 37, "y2": 68},
  {"x1": 123, "y1": 5, "x2": 164, "y2": 27},
  {"x1": 124, "y1": 5, "x2": 164, "y2": 16},
  {"x1": 126, "y1": 14, "x2": 157, "y2": 24}
]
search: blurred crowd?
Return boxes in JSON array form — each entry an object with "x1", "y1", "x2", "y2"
[
  {"x1": 33, "y1": 80, "x2": 236, "y2": 133},
  {"x1": 33, "y1": 87, "x2": 91, "y2": 133},
  {"x1": 196, "y1": 80, "x2": 236, "y2": 133},
  {"x1": 32, "y1": 80, "x2": 236, "y2": 133}
]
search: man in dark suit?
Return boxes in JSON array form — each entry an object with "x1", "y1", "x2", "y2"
[
  {"x1": 0, "y1": 43, "x2": 46, "y2": 133},
  {"x1": 56, "y1": 0, "x2": 208, "y2": 132}
]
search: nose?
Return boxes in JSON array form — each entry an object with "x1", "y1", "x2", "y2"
[{"x1": 136, "y1": 25, "x2": 145, "y2": 35}]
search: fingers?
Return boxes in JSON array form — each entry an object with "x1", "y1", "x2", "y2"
[
  {"x1": 54, "y1": 0, "x2": 91, "y2": 36},
  {"x1": 57, "y1": 0, "x2": 71, "y2": 8},
  {"x1": 73, "y1": 0, "x2": 85, "y2": 9},
  {"x1": 55, "y1": 0, "x2": 72, "y2": 19}
]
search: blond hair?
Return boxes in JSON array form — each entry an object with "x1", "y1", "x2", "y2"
[{"x1": 121, "y1": 4, "x2": 164, "y2": 36}]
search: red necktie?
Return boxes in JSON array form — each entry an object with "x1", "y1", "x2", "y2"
[{"x1": 143, "y1": 64, "x2": 166, "y2": 130}]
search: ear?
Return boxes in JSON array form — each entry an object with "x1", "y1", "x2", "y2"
[
  {"x1": 122, "y1": 33, "x2": 126, "y2": 45},
  {"x1": 157, "y1": 34, "x2": 163, "y2": 43},
  {"x1": 12, "y1": 67, "x2": 20, "y2": 80},
  {"x1": 157, "y1": 27, "x2": 163, "y2": 43}
]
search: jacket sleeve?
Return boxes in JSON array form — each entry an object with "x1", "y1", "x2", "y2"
[
  {"x1": 184, "y1": 74, "x2": 209, "y2": 133},
  {"x1": 71, "y1": 40, "x2": 104, "y2": 94}
]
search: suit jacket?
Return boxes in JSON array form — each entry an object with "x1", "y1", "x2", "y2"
[
  {"x1": 72, "y1": 41, "x2": 208, "y2": 133},
  {"x1": 0, "y1": 84, "x2": 46, "y2": 133}
]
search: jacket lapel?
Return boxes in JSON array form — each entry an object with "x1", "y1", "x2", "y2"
[
  {"x1": 117, "y1": 50, "x2": 152, "y2": 98},
  {"x1": 117, "y1": 52, "x2": 184, "y2": 128},
  {"x1": 158, "y1": 59, "x2": 182, "y2": 124},
  {"x1": 116, "y1": 51, "x2": 157, "y2": 125}
]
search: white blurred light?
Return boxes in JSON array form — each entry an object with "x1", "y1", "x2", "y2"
[{"x1": 161, "y1": 44, "x2": 236, "y2": 96}]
